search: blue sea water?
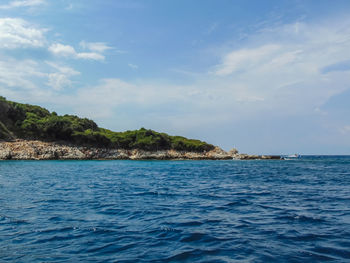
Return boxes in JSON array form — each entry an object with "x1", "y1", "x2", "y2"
[{"x1": 0, "y1": 157, "x2": 350, "y2": 262}]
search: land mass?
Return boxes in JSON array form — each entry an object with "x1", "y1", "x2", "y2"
[{"x1": 0, "y1": 96, "x2": 280, "y2": 160}]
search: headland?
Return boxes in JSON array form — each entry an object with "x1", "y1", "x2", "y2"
[{"x1": 0, "y1": 96, "x2": 280, "y2": 160}]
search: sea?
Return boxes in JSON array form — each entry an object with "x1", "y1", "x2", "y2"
[{"x1": 0, "y1": 156, "x2": 349, "y2": 262}]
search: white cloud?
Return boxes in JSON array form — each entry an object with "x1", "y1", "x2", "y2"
[
  {"x1": 48, "y1": 43, "x2": 75, "y2": 56},
  {"x1": 68, "y1": 78, "x2": 197, "y2": 119},
  {"x1": 0, "y1": 56, "x2": 80, "y2": 102},
  {"x1": 215, "y1": 44, "x2": 281, "y2": 76},
  {"x1": 0, "y1": 18, "x2": 46, "y2": 49},
  {"x1": 65, "y1": 3, "x2": 73, "y2": 10},
  {"x1": 46, "y1": 62, "x2": 80, "y2": 76},
  {"x1": 0, "y1": 58, "x2": 45, "y2": 90},
  {"x1": 46, "y1": 62, "x2": 80, "y2": 91},
  {"x1": 76, "y1": 52, "x2": 104, "y2": 60},
  {"x1": 128, "y1": 63, "x2": 138, "y2": 70},
  {"x1": 0, "y1": 16, "x2": 109, "y2": 97},
  {"x1": 340, "y1": 125, "x2": 350, "y2": 134},
  {"x1": 47, "y1": 73, "x2": 73, "y2": 91},
  {"x1": 206, "y1": 22, "x2": 219, "y2": 35},
  {"x1": 0, "y1": 0, "x2": 45, "y2": 9},
  {"x1": 0, "y1": 56, "x2": 57, "y2": 107},
  {"x1": 49, "y1": 43, "x2": 105, "y2": 60},
  {"x1": 211, "y1": 17, "x2": 350, "y2": 115},
  {"x1": 80, "y1": 41, "x2": 112, "y2": 53},
  {"x1": 0, "y1": 18, "x2": 111, "y2": 60}
]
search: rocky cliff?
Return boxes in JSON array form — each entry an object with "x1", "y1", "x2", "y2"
[
  {"x1": 0, "y1": 140, "x2": 231, "y2": 160},
  {"x1": 0, "y1": 140, "x2": 280, "y2": 160}
]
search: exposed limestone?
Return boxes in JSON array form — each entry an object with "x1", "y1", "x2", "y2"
[
  {"x1": 232, "y1": 153, "x2": 281, "y2": 160},
  {"x1": 0, "y1": 140, "x2": 230, "y2": 160},
  {"x1": 228, "y1": 148, "x2": 239, "y2": 155},
  {"x1": 0, "y1": 140, "x2": 281, "y2": 160}
]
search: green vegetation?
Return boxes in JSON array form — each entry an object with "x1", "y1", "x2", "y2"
[{"x1": 0, "y1": 96, "x2": 214, "y2": 152}]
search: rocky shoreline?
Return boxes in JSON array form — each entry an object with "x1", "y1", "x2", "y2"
[{"x1": 0, "y1": 140, "x2": 281, "y2": 160}]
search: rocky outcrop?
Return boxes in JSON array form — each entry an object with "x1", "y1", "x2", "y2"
[
  {"x1": 232, "y1": 153, "x2": 281, "y2": 160},
  {"x1": 0, "y1": 140, "x2": 281, "y2": 160},
  {"x1": 0, "y1": 140, "x2": 231, "y2": 160}
]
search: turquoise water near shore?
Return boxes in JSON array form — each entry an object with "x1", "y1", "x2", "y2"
[{"x1": 1, "y1": 157, "x2": 350, "y2": 262}]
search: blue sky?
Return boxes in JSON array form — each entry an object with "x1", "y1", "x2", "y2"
[{"x1": 1, "y1": 0, "x2": 350, "y2": 154}]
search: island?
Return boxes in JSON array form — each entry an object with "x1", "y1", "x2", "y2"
[{"x1": 0, "y1": 96, "x2": 280, "y2": 160}]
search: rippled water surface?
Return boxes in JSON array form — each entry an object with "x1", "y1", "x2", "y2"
[{"x1": 1, "y1": 157, "x2": 350, "y2": 262}]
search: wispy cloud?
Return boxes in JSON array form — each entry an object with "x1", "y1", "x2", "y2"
[
  {"x1": 0, "y1": 0, "x2": 45, "y2": 9},
  {"x1": 340, "y1": 125, "x2": 350, "y2": 134},
  {"x1": 79, "y1": 41, "x2": 112, "y2": 53},
  {"x1": 128, "y1": 63, "x2": 138, "y2": 70},
  {"x1": 206, "y1": 22, "x2": 219, "y2": 35},
  {"x1": 0, "y1": 18, "x2": 46, "y2": 49},
  {"x1": 214, "y1": 44, "x2": 281, "y2": 76},
  {"x1": 0, "y1": 58, "x2": 45, "y2": 90},
  {"x1": 65, "y1": 3, "x2": 73, "y2": 10},
  {"x1": 67, "y1": 78, "x2": 195, "y2": 120},
  {"x1": 49, "y1": 43, "x2": 105, "y2": 61},
  {"x1": 0, "y1": 55, "x2": 80, "y2": 101},
  {"x1": 211, "y1": 17, "x2": 350, "y2": 114},
  {"x1": 0, "y1": 16, "x2": 109, "y2": 99},
  {"x1": 46, "y1": 62, "x2": 80, "y2": 91}
]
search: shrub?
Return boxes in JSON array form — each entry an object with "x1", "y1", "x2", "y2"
[{"x1": 0, "y1": 97, "x2": 214, "y2": 152}]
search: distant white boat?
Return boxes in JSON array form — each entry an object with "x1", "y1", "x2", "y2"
[{"x1": 282, "y1": 154, "x2": 301, "y2": 160}]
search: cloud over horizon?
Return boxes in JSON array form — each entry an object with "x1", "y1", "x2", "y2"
[
  {"x1": 212, "y1": 18, "x2": 350, "y2": 114},
  {"x1": 0, "y1": 0, "x2": 46, "y2": 9}
]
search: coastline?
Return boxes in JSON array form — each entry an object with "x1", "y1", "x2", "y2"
[{"x1": 0, "y1": 140, "x2": 281, "y2": 160}]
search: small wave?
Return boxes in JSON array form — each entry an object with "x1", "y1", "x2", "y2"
[
  {"x1": 48, "y1": 216, "x2": 64, "y2": 222},
  {"x1": 223, "y1": 199, "x2": 252, "y2": 207},
  {"x1": 278, "y1": 232, "x2": 331, "y2": 242},
  {"x1": 36, "y1": 226, "x2": 74, "y2": 234},
  {"x1": 135, "y1": 191, "x2": 160, "y2": 196},
  {"x1": 159, "y1": 226, "x2": 181, "y2": 232},
  {"x1": 164, "y1": 249, "x2": 204, "y2": 262},
  {"x1": 153, "y1": 227, "x2": 183, "y2": 240},
  {"x1": 180, "y1": 232, "x2": 227, "y2": 244},
  {"x1": 175, "y1": 220, "x2": 203, "y2": 227},
  {"x1": 298, "y1": 250, "x2": 338, "y2": 261},
  {"x1": 98, "y1": 208, "x2": 123, "y2": 215},
  {"x1": 180, "y1": 232, "x2": 207, "y2": 243},
  {"x1": 257, "y1": 204, "x2": 285, "y2": 211},
  {"x1": 313, "y1": 245, "x2": 350, "y2": 259},
  {"x1": 86, "y1": 242, "x2": 136, "y2": 255},
  {"x1": 33, "y1": 198, "x2": 67, "y2": 204},
  {"x1": 134, "y1": 191, "x2": 178, "y2": 197},
  {"x1": 0, "y1": 214, "x2": 29, "y2": 225},
  {"x1": 204, "y1": 219, "x2": 222, "y2": 224},
  {"x1": 32, "y1": 233, "x2": 84, "y2": 244},
  {"x1": 277, "y1": 214, "x2": 326, "y2": 223}
]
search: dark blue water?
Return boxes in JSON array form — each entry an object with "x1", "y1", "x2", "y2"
[{"x1": 1, "y1": 157, "x2": 350, "y2": 262}]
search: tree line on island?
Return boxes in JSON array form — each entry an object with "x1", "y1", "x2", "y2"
[{"x1": 0, "y1": 96, "x2": 214, "y2": 152}]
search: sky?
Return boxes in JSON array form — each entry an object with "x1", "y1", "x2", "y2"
[{"x1": 0, "y1": 0, "x2": 350, "y2": 154}]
